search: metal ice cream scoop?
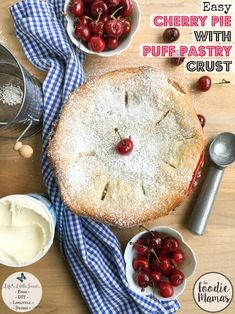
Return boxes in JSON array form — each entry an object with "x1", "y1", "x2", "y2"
[{"x1": 188, "y1": 132, "x2": 235, "y2": 235}]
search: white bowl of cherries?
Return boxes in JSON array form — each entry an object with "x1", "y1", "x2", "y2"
[
  {"x1": 124, "y1": 226, "x2": 197, "y2": 300},
  {"x1": 64, "y1": 0, "x2": 140, "y2": 56}
]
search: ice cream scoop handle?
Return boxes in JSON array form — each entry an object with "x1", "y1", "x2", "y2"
[{"x1": 188, "y1": 164, "x2": 224, "y2": 235}]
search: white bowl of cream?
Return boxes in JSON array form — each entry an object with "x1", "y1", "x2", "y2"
[{"x1": 0, "y1": 194, "x2": 56, "y2": 267}]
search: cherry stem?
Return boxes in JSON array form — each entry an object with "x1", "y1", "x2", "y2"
[
  {"x1": 150, "y1": 249, "x2": 160, "y2": 263},
  {"x1": 139, "y1": 225, "x2": 155, "y2": 237},
  {"x1": 214, "y1": 79, "x2": 231, "y2": 85},
  {"x1": 85, "y1": 15, "x2": 93, "y2": 21},
  {"x1": 170, "y1": 258, "x2": 177, "y2": 268},
  {"x1": 61, "y1": 11, "x2": 67, "y2": 17},
  {"x1": 147, "y1": 253, "x2": 150, "y2": 264},
  {"x1": 96, "y1": 10, "x2": 102, "y2": 24},
  {"x1": 110, "y1": 6, "x2": 123, "y2": 20},
  {"x1": 130, "y1": 242, "x2": 147, "y2": 248},
  {"x1": 94, "y1": 34, "x2": 102, "y2": 47},
  {"x1": 115, "y1": 128, "x2": 122, "y2": 140}
]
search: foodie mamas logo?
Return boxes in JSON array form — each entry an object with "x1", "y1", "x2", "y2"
[{"x1": 193, "y1": 272, "x2": 233, "y2": 312}]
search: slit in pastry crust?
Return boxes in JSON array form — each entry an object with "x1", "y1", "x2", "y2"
[
  {"x1": 142, "y1": 183, "x2": 146, "y2": 195},
  {"x1": 156, "y1": 110, "x2": 170, "y2": 125},
  {"x1": 125, "y1": 91, "x2": 128, "y2": 108},
  {"x1": 163, "y1": 160, "x2": 177, "y2": 169},
  {"x1": 168, "y1": 79, "x2": 187, "y2": 95},
  {"x1": 101, "y1": 182, "x2": 110, "y2": 200}
]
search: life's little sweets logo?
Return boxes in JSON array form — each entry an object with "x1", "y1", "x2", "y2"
[
  {"x1": 1, "y1": 272, "x2": 42, "y2": 312},
  {"x1": 193, "y1": 272, "x2": 233, "y2": 312}
]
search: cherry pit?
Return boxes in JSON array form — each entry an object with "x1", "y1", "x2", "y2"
[
  {"x1": 131, "y1": 227, "x2": 186, "y2": 298},
  {"x1": 69, "y1": 0, "x2": 133, "y2": 52}
]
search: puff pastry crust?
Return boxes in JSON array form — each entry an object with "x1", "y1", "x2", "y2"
[{"x1": 49, "y1": 67, "x2": 205, "y2": 228}]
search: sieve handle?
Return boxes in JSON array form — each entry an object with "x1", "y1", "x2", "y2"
[{"x1": 16, "y1": 119, "x2": 33, "y2": 142}]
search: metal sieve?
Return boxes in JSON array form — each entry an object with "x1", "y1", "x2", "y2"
[{"x1": 0, "y1": 44, "x2": 43, "y2": 140}]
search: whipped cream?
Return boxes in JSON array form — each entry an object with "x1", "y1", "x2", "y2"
[{"x1": 0, "y1": 195, "x2": 52, "y2": 265}]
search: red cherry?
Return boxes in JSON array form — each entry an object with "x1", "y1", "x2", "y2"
[
  {"x1": 163, "y1": 28, "x2": 180, "y2": 42},
  {"x1": 171, "y1": 56, "x2": 185, "y2": 66},
  {"x1": 100, "y1": 16, "x2": 108, "y2": 23},
  {"x1": 163, "y1": 237, "x2": 179, "y2": 252},
  {"x1": 91, "y1": 0, "x2": 108, "y2": 18},
  {"x1": 158, "y1": 256, "x2": 171, "y2": 272},
  {"x1": 197, "y1": 75, "x2": 212, "y2": 92},
  {"x1": 150, "y1": 271, "x2": 162, "y2": 286},
  {"x1": 106, "y1": 38, "x2": 119, "y2": 50},
  {"x1": 158, "y1": 281, "x2": 174, "y2": 298},
  {"x1": 76, "y1": 16, "x2": 89, "y2": 26},
  {"x1": 115, "y1": 128, "x2": 134, "y2": 155},
  {"x1": 139, "y1": 228, "x2": 161, "y2": 241},
  {"x1": 197, "y1": 114, "x2": 206, "y2": 128},
  {"x1": 106, "y1": 0, "x2": 121, "y2": 7},
  {"x1": 157, "y1": 248, "x2": 169, "y2": 257},
  {"x1": 120, "y1": 0, "x2": 133, "y2": 17},
  {"x1": 146, "y1": 232, "x2": 163, "y2": 250},
  {"x1": 74, "y1": 24, "x2": 91, "y2": 41},
  {"x1": 169, "y1": 269, "x2": 185, "y2": 287},
  {"x1": 133, "y1": 256, "x2": 149, "y2": 272},
  {"x1": 171, "y1": 249, "x2": 185, "y2": 264},
  {"x1": 88, "y1": 35, "x2": 105, "y2": 52},
  {"x1": 116, "y1": 137, "x2": 133, "y2": 155},
  {"x1": 162, "y1": 263, "x2": 176, "y2": 276},
  {"x1": 135, "y1": 272, "x2": 150, "y2": 288},
  {"x1": 133, "y1": 238, "x2": 149, "y2": 256},
  {"x1": 118, "y1": 17, "x2": 131, "y2": 36},
  {"x1": 69, "y1": 0, "x2": 84, "y2": 17},
  {"x1": 151, "y1": 256, "x2": 171, "y2": 272},
  {"x1": 89, "y1": 20, "x2": 105, "y2": 35},
  {"x1": 105, "y1": 19, "x2": 123, "y2": 38}
]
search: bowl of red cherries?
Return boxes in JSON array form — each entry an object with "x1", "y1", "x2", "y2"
[
  {"x1": 124, "y1": 226, "x2": 197, "y2": 300},
  {"x1": 64, "y1": 0, "x2": 140, "y2": 56}
]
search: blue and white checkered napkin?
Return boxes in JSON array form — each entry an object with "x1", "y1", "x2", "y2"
[{"x1": 10, "y1": 1, "x2": 180, "y2": 313}]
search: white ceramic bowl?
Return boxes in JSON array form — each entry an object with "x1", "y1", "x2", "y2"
[
  {"x1": 64, "y1": 0, "x2": 141, "y2": 57},
  {"x1": 124, "y1": 226, "x2": 197, "y2": 301}
]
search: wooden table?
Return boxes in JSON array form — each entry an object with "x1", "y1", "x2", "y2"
[{"x1": 0, "y1": 0, "x2": 235, "y2": 313}]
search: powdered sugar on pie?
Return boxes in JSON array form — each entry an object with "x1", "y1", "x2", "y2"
[{"x1": 49, "y1": 67, "x2": 204, "y2": 228}]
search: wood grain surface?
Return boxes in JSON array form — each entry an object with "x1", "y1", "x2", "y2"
[{"x1": 0, "y1": 0, "x2": 235, "y2": 313}]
